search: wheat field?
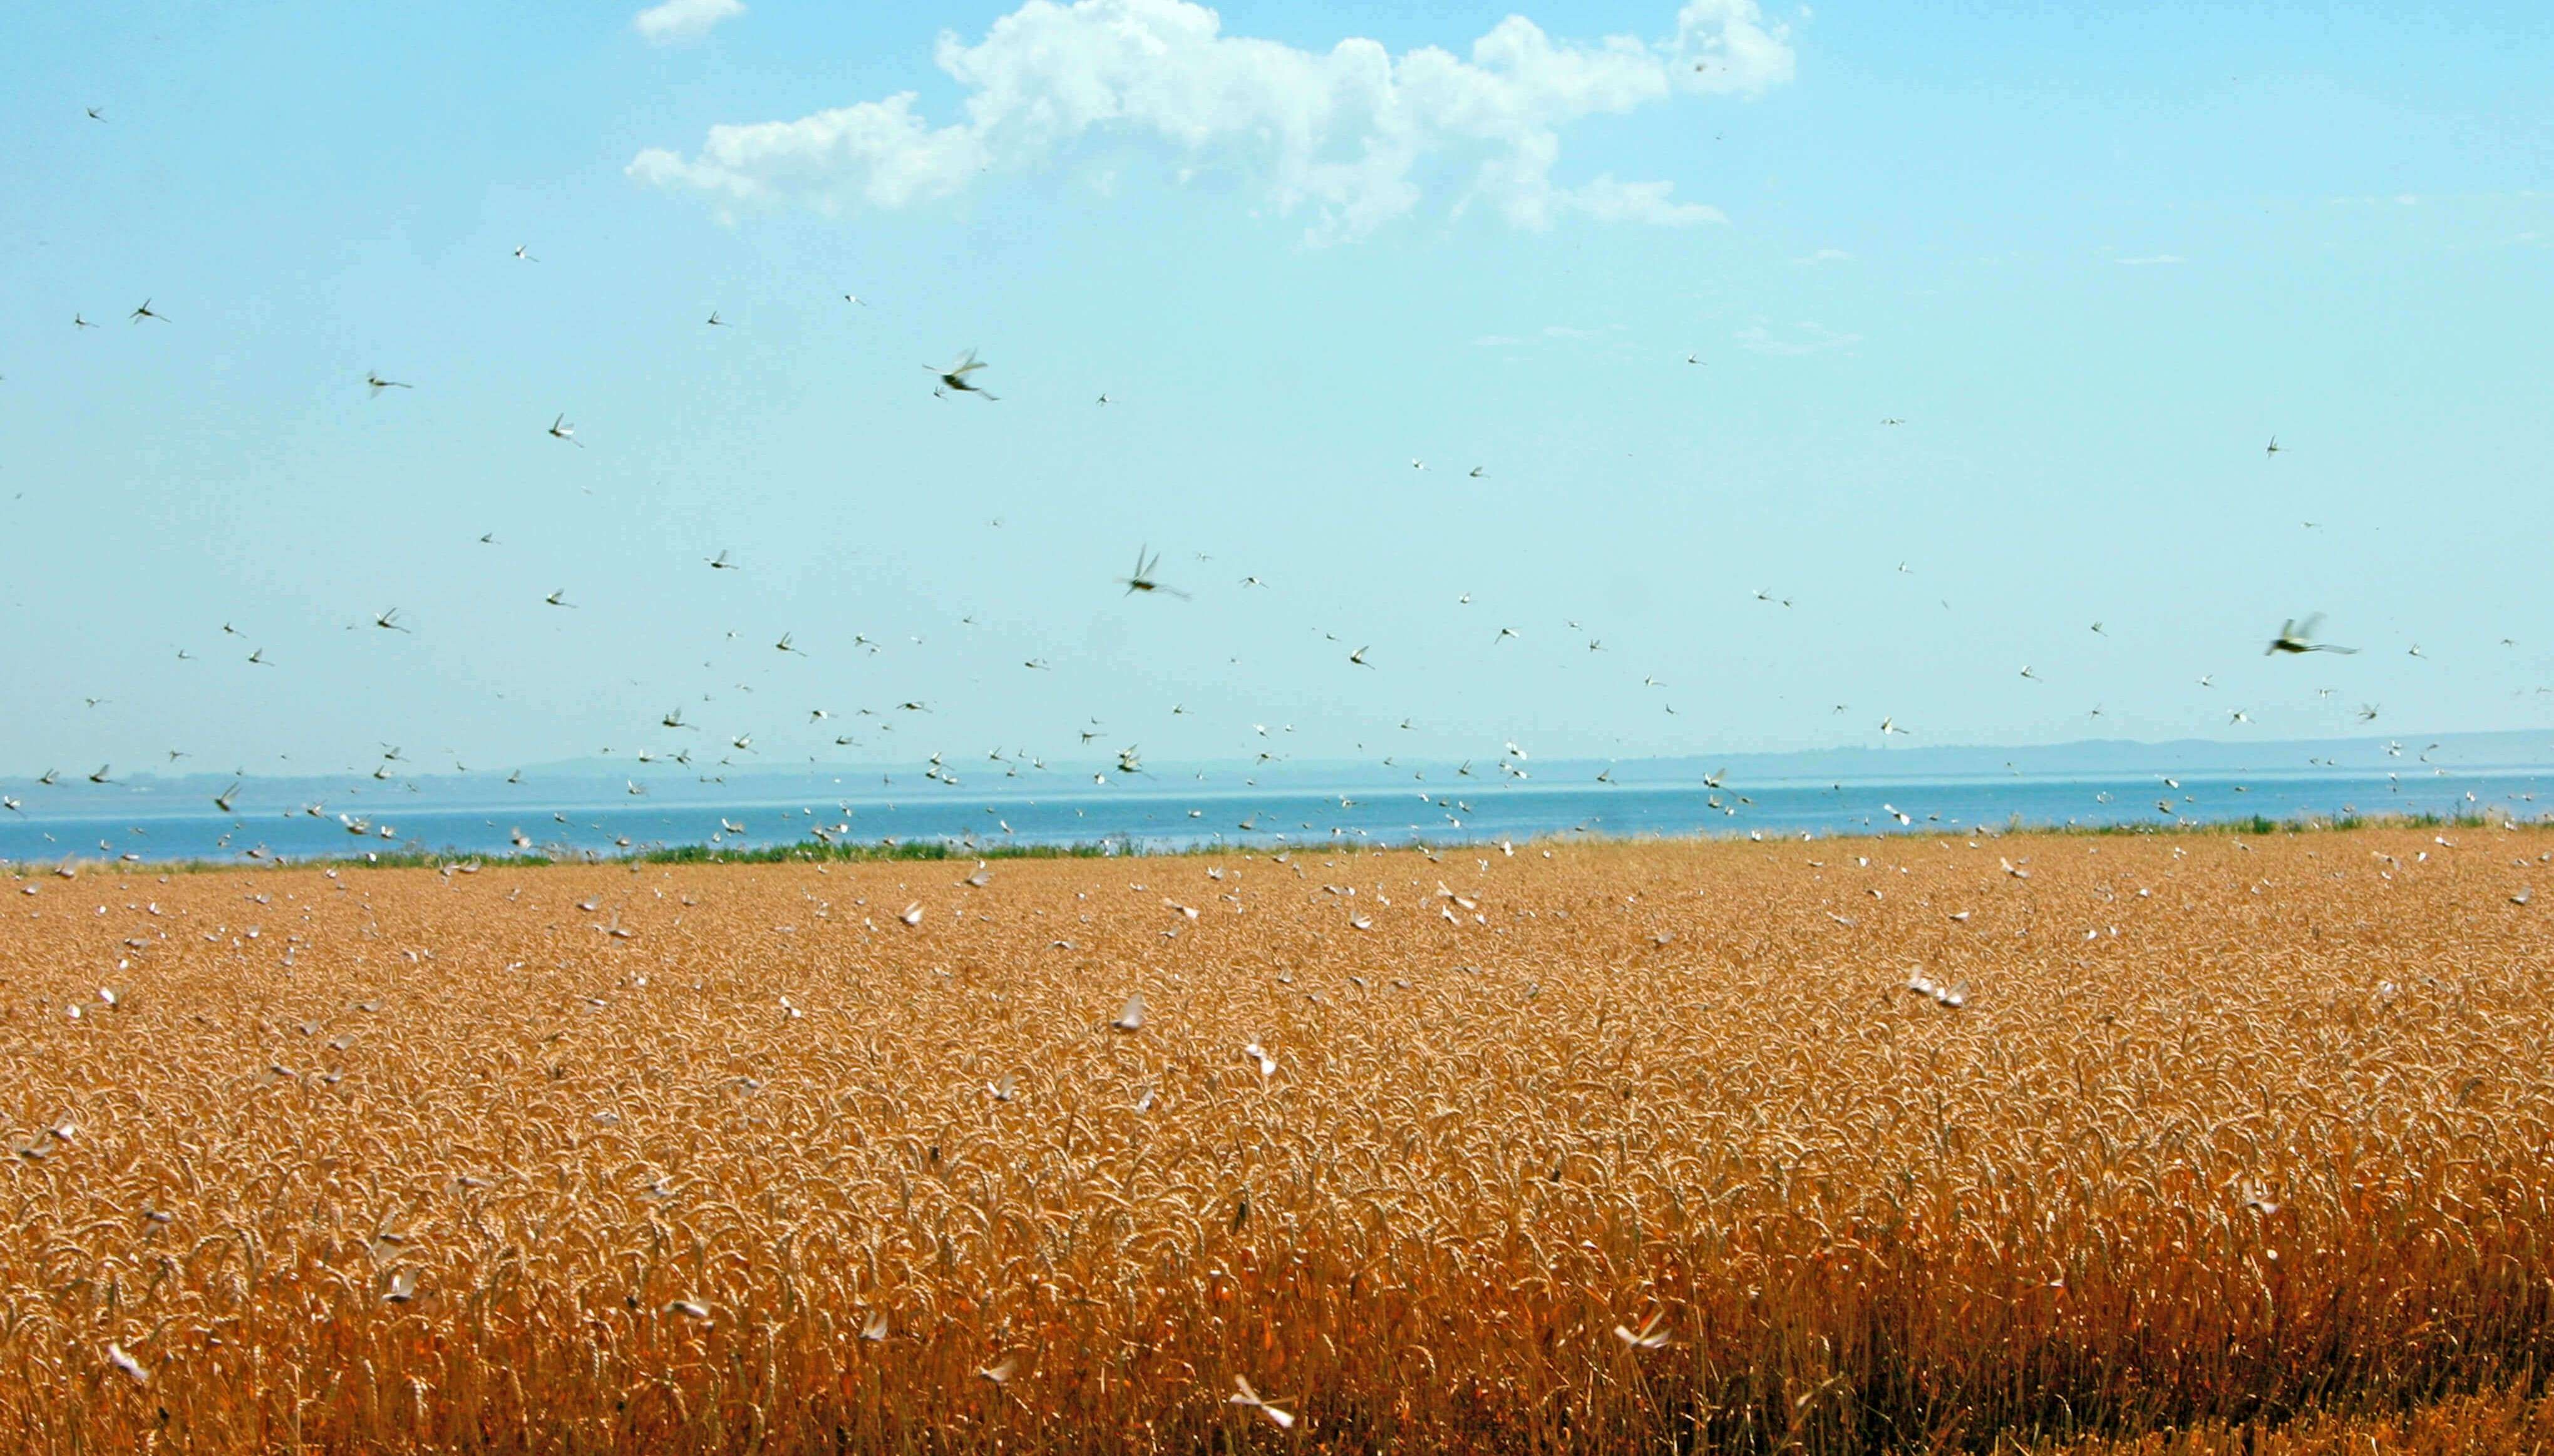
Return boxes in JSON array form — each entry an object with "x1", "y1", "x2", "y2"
[{"x1": 5, "y1": 826, "x2": 2551, "y2": 1452}]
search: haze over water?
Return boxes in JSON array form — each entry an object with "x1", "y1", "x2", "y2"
[{"x1": 9, "y1": 757, "x2": 2542, "y2": 865}]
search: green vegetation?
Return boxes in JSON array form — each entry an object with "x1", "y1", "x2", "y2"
[
  {"x1": 2036, "y1": 807, "x2": 2520, "y2": 838},
  {"x1": 12, "y1": 831, "x2": 1225, "y2": 878},
  {"x1": 636, "y1": 836, "x2": 1136, "y2": 866},
  {"x1": 12, "y1": 809, "x2": 2543, "y2": 881}
]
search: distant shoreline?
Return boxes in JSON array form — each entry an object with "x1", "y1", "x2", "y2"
[{"x1": 11, "y1": 805, "x2": 2544, "y2": 878}]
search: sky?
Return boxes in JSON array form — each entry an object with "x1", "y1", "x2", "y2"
[{"x1": 2, "y1": 1, "x2": 2550, "y2": 785}]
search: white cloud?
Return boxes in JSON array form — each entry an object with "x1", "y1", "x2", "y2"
[
  {"x1": 1792, "y1": 246, "x2": 1850, "y2": 265},
  {"x1": 634, "y1": 0, "x2": 744, "y2": 46},
  {"x1": 1565, "y1": 175, "x2": 1724, "y2": 227},
  {"x1": 2114, "y1": 254, "x2": 2183, "y2": 266},
  {"x1": 1733, "y1": 320, "x2": 1858, "y2": 356},
  {"x1": 629, "y1": 0, "x2": 1791, "y2": 240}
]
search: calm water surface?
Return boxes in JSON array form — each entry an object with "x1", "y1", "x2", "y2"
[{"x1": 3, "y1": 771, "x2": 2543, "y2": 866}]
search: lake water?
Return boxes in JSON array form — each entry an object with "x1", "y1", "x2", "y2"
[{"x1": 4, "y1": 769, "x2": 2545, "y2": 866}]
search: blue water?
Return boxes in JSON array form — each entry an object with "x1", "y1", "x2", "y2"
[{"x1": 3, "y1": 771, "x2": 2545, "y2": 866}]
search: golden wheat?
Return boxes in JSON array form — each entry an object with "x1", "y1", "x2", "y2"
[{"x1": 3, "y1": 826, "x2": 2551, "y2": 1452}]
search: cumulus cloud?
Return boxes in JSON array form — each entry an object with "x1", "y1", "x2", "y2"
[
  {"x1": 634, "y1": 0, "x2": 744, "y2": 46},
  {"x1": 2114, "y1": 254, "x2": 2183, "y2": 267},
  {"x1": 629, "y1": 0, "x2": 1791, "y2": 240}
]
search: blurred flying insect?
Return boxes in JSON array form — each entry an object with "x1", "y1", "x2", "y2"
[
  {"x1": 2266, "y1": 613, "x2": 2357, "y2": 656},
  {"x1": 1612, "y1": 1313, "x2": 1670, "y2": 1351},
  {"x1": 1228, "y1": 1376, "x2": 1296, "y2": 1428},
  {"x1": 929, "y1": 348, "x2": 996, "y2": 399},
  {"x1": 1120, "y1": 547, "x2": 1189, "y2": 599}
]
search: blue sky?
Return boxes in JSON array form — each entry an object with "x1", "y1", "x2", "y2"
[{"x1": 3, "y1": 1, "x2": 2549, "y2": 782}]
